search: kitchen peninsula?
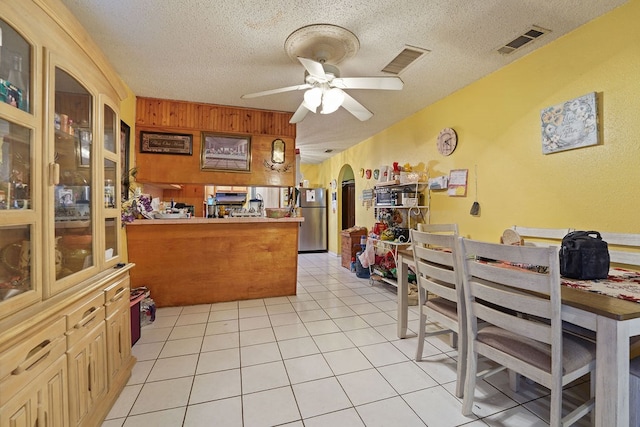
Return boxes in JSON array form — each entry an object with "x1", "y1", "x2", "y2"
[
  {"x1": 130, "y1": 97, "x2": 300, "y2": 306},
  {"x1": 126, "y1": 216, "x2": 303, "y2": 306}
]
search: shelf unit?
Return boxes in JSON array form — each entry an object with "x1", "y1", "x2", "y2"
[
  {"x1": 369, "y1": 180, "x2": 429, "y2": 286},
  {"x1": 368, "y1": 238, "x2": 411, "y2": 287},
  {"x1": 373, "y1": 180, "x2": 430, "y2": 225}
]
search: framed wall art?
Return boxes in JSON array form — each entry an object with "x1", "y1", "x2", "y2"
[
  {"x1": 201, "y1": 132, "x2": 251, "y2": 172},
  {"x1": 140, "y1": 131, "x2": 193, "y2": 155},
  {"x1": 541, "y1": 92, "x2": 598, "y2": 154}
]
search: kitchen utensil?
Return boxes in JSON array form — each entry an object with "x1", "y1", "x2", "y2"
[{"x1": 470, "y1": 164, "x2": 480, "y2": 216}]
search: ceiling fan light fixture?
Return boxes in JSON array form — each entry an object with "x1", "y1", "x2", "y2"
[
  {"x1": 321, "y1": 87, "x2": 344, "y2": 114},
  {"x1": 303, "y1": 87, "x2": 322, "y2": 112}
]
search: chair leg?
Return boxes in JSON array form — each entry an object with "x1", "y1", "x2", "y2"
[
  {"x1": 549, "y1": 388, "x2": 562, "y2": 427},
  {"x1": 415, "y1": 308, "x2": 426, "y2": 361},
  {"x1": 449, "y1": 331, "x2": 458, "y2": 349},
  {"x1": 589, "y1": 371, "x2": 595, "y2": 426},
  {"x1": 462, "y1": 346, "x2": 478, "y2": 416},
  {"x1": 455, "y1": 330, "x2": 467, "y2": 398},
  {"x1": 508, "y1": 370, "x2": 521, "y2": 392}
]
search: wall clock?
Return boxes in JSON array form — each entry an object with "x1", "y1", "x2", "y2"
[{"x1": 437, "y1": 127, "x2": 458, "y2": 156}]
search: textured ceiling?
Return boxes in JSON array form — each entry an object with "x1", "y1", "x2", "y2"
[{"x1": 60, "y1": 0, "x2": 626, "y2": 164}]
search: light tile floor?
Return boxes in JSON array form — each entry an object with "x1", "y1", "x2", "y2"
[{"x1": 103, "y1": 252, "x2": 591, "y2": 427}]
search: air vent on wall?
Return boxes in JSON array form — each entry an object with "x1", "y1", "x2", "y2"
[
  {"x1": 497, "y1": 26, "x2": 550, "y2": 55},
  {"x1": 381, "y1": 45, "x2": 430, "y2": 75}
]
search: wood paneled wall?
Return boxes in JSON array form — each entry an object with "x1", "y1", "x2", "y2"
[{"x1": 134, "y1": 97, "x2": 297, "y2": 187}]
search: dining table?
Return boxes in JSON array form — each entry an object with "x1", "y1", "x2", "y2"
[{"x1": 395, "y1": 247, "x2": 640, "y2": 427}]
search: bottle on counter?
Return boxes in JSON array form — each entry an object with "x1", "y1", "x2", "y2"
[{"x1": 206, "y1": 195, "x2": 216, "y2": 218}]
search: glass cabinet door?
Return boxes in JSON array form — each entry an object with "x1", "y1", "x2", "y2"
[
  {"x1": 54, "y1": 68, "x2": 93, "y2": 280},
  {"x1": 103, "y1": 104, "x2": 119, "y2": 262},
  {"x1": 0, "y1": 19, "x2": 36, "y2": 309},
  {"x1": 0, "y1": 119, "x2": 33, "y2": 302},
  {"x1": 0, "y1": 19, "x2": 31, "y2": 113}
]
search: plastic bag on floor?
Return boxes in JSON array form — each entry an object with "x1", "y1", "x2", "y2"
[
  {"x1": 358, "y1": 238, "x2": 375, "y2": 268},
  {"x1": 140, "y1": 297, "x2": 156, "y2": 326}
]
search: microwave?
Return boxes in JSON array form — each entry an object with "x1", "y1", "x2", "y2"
[{"x1": 374, "y1": 188, "x2": 395, "y2": 206}]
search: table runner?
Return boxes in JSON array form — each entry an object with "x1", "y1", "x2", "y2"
[{"x1": 562, "y1": 268, "x2": 640, "y2": 303}]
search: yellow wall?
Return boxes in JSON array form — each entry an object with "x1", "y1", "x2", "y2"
[
  {"x1": 120, "y1": 87, "x2": 137, "y2": 134},
  {"x1": 314, "y1": 0, "x2": 640, "y2": 254},
  {"x1": 299, "y1": 163, "x2": 321, "y2": 187}
]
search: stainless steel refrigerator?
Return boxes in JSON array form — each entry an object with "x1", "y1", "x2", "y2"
[{"x1": 298, "y1": 188, "x2": 328, "y2": 252}]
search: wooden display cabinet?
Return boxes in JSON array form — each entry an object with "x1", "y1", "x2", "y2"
[{"x1": 0, "y1": 2, "x2": 133, "y2": 427}]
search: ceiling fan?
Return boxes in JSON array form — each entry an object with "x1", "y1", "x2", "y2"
[
  {"x1": 241, "y1": 57, "x2": 404, "y2": 124},
  {"x1": 241, "y1": 24, "x2": 403, "y2": 124}
]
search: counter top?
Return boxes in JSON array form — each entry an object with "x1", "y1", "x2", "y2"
[{"x1": 127, "y1": 216, "x2": 304, "y2": 225}]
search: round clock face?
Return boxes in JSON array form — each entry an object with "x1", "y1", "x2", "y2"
[{"x1": 437, "y1": 127, "x2": 458, "y2": 156}]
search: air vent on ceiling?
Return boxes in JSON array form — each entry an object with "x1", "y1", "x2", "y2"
[
  {"x1": 497, "y1": 26, "x2": 550, "y2": 55},
  {"x1": 381, "y1": 45, "x2": 430, "y2": 75}
]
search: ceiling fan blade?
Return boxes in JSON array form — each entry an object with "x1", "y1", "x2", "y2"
[
  {"x1": 341, "y1": 93, "x2": 374, "y2": 121},
  {"x1": 241, "y1": 84, "x2": 311, "y2": 99},
  {"x1": 289, "y1": 103, "x2": 311, "y2": 124},
  {"x1": 331, "y1": 77, "x2": 404, "y2": 90},
  {"x1": 297, "y1": 57, "x2": 327, "y2": 79}
]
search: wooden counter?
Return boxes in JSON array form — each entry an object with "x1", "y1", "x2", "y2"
[{"x1": 125, "y1": 217, "x2": 303, "y2": 306}]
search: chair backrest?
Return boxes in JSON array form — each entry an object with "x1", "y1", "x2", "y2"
[
  {"x1": 512, "y1": 225, "x2": 572, "y2": 247},
  {"x1": 457, "y1": 238, "x2": 563, "y2": 378},
  {"x1": 512, "y1": 227, "x2": 640, "y2": 270},
  {"x1": 410, "y1": 226, "x2": 460, "y2": 307},
  {"x1": 599, "y1": 231, "x2": 640, "y2": 268},
  {"x1": 417, "y1": 223, "x2": 459, "y2": 234}
]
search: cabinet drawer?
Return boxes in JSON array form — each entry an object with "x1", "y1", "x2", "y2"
[
  {"x1": 0, "y1": 317, "x2": 66, "y2": 407},
  {"x1": 104, "y1": 276, "x2": 130, "y2": 317},
  {"x1": 66, "y1": 293, "x2": 105, "y2": 348}
]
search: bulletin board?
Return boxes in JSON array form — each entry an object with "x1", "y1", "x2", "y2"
[{"x1": 448, "y1": 169, "x2": 468, "y2": 197}]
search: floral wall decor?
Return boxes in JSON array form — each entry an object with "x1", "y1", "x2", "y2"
[{"x1": 541, "y1": 92, "x2": 598, "y2": 154}]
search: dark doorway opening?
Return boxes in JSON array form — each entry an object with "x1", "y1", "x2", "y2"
[{"x1": 341, "y1": 180, "x2": 355, "y2": 229}]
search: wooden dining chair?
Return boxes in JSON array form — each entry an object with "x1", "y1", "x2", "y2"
[
  {"x1": 511, "y1": 225, "x2": 572, "y2": 247},
  {"x1": 457, "y1": 238, "x2": 596, "y2": 426},
  {"x1": 410, "y1": 224, "x2": 465, "y2": 397}
]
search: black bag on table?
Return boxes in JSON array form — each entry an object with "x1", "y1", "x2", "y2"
[{"x1": 559, "y1": 231, "x2": 610, "y2": 279}]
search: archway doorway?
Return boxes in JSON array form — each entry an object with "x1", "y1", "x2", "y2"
[{"x1": 337, "y1": 164, "x2": 356, "y2": 232}]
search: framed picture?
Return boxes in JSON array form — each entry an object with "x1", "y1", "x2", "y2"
[
  {"x1": 57, "y1": 188, "x2": 75, "y2": 206},
  {"x1": 201, "y1": 132, "x2": 251, "y2": 172},
  {"x1": 271, "y1": 138, "x2": 285, "y2": 164},
  {"x1": 120, "y1": 121, "x2": 131, "y2": 198},
  {"x1": 541, "y1": 92, "x2": 599, "y2": 154},
  {"x1": 140, "y1": 131, "x2": 193, "y2": 155},
  {"x1": 77, "y1": 129, "x2": 92, "y2": 167}
]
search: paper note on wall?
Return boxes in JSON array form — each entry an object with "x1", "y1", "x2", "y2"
[
  {"x1": 447, "y1": 169, "x2": 468, "y2": 197},
  {"x1": 306, "y1": 190, "x2": 316, "y2": 202}
]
